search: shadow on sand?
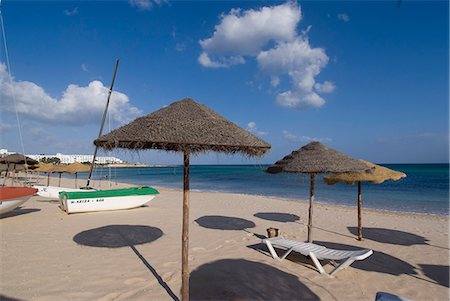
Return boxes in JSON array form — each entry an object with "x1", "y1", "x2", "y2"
[
  {"x1": 249, "y1": 240, "x2": 418, "y2": 277},
  {"x1": 254, "y1": 212, "x2": 300, "y2": 223},
  {"x1": 347, "y1": 227, "x2": 429, "y2": 246},
  {"x1": 419, "y1": 264, "x2": 449, "y2": 287},
  {"x1": 0, "y1": 208, "x2": 41, "y2": 219},
  {"x1": 73, "y1": 225, "x2": 179, "y2": 301},
  {"x1": 0, "y1": 295, "x2": 24, "y2": 301},
  {"x1": 195, "y1": 215, "x2": 255, "y2": 231},
  {"x1": 189, "y1": 259, "x2": 319, "y2": 300},
  {"x1": 247, "y1": 243, "x2": 321, "y2": 274},
  {"x1": 314, "y1": 241, "x2": 417, "y2": 276}
]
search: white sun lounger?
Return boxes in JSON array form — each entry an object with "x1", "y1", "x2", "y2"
[{"x1": 263, "y1": 237, "x2": 373, "y2": 276}]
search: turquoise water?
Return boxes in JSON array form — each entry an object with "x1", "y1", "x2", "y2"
[{"x1": 83, "y1": 164, "x2": 449, "y2": 215}]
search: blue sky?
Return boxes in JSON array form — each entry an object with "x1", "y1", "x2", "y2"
[{"x1": 0, "y1": 0, "x2": 448, "y2": 164}]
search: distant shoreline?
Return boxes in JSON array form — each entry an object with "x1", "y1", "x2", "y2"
[{"x1": 99, "y1": 163, "x2": 173, "y2": 168}]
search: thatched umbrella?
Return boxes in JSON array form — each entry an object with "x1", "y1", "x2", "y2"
[
  {"x1": 52, "y1": 165, "x2": 68, "y2": 187},
  {"x1": 64, "y1": 162, "x2": 91, "y2": 188},
  {"x1": 324, "y1": 160, "x2": 406, "y2": 240},
  {"x1": 0, "y1": 153, "x2": 38, "y2": 165},
  {"x1": 266, "y1": 141, "x2": 371, "y2": 242},
  {"x1": 34, "y1": 163, "x2": 57, "y2": 186},
  {"x1": 94, "y1": 98, "x2": 270, "y2": 301},
  {"x1": 0, "y1": 153, "x2": 38, "y2": 185}
]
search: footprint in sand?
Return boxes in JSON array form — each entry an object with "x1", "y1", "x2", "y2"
[
  {"x1": 192, "y1": 247, "x2": 206, "y2": 252},
  {"x1": 162, "y1": 261, "x2": 178, "y2": 267},
  {"x1": 124, "y1": 277, "x2": 146, "y2": 285},
  {"x1": 225, "y1": 239, "x2": 236, "y2": 243},
  {"x1": 214, "y1": 244, "x2": 223, "y2": 250},
  {"x1": 162, "y1": 272, "x2": 174, "y2": 282}
]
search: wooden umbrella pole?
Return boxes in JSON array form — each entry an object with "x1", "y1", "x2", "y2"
[
  {"x1": 58, "y1": 173, "x2": 62, "y2": 187},
  {"x1": 47, "y1": 172, "x2": 50, "y2": 186},
  {"x1": 307, "y1": 174, "x2": 315, "y2": 243},
  {"x1": 181, "y1": 151, "x2": 190, "y2": 301},
  {"x1": 75, "y1": 173, "x2": 78, "y2": 188},
  {"x1": 357, "y1": 181, "x2": 362, "y2": 241}
]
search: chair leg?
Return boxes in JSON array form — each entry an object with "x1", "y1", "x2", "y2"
[
  {"x1": 265, "y1": 241, "x2": 280, "y2": 260},
  {"x1": 330, "y1": 257, "x2": 356, "y2": 276},
  {"x1": 265, "y1": 241, "x2": 293, "y2": 261},
  {"x1": 309, "y1": 252, "x2": 328, "y2": 275}
]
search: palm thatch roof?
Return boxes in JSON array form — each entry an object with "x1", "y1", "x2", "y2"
[
  {"x1": 94, "y1": 98, "x2": 271, "y2": 156},
  {"x1": 64, "y1": 162, "x2": 91, "y2": 174},
  {"x1": 324, "y1": 160, "x2": 406, "y2": 185},
  {"x1": 0, "y1": 153, "x2": 38, "y2": 165},
  {"x1": 266, "y1": 141, "x2": 370, "y2": 174},
  {"x1": 33, "y1": 163, "x2": 57, "y2": 173}
]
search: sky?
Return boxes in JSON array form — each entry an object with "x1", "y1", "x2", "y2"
[{"x1": 0, "y1": 0, "x2": 448, "y2": 165}]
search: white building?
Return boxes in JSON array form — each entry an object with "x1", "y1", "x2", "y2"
[{"x1": 27, "y1": 152, "x2": 123, "y2": 164}]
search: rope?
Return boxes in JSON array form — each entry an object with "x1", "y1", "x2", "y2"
[{"x1": 0, "y1": 5, "x2": 30, "y2": 181}]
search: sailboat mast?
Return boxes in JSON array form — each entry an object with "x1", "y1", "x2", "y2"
[{"x1": 86, "y1": 59, "x2": 120, "y2": 187}]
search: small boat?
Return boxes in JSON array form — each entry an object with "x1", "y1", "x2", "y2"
[
  {"x1": 0, "y1": 187, "x2": 38, "y2": 215},
  {"x1": 59, "y1": 186, "x2": 159, "y2": 214},
  {"x1": 33, "y1": 185, "x2": 88, "y2": 199}
]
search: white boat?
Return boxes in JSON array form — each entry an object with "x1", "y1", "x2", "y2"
[
  {"x1": 59, "y1": 186, "x2": 159, "y2": 214},
  {"x1": 0, "y1": 187, "x2": 38, "y2": 215},
  {"x1": 33, "y1": 185, "x2": 87, "y2": 199}
]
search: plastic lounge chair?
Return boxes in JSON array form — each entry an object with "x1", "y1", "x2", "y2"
[{"x1": 263, "y1": 237, "x2": 373, "y2": 276}]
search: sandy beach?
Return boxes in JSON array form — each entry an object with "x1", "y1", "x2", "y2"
[{"x1": 1, "y1": 176, "x2": 449, "y2": 301}]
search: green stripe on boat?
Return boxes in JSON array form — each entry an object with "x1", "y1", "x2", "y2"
[{"x1": 60, "y1": 186, "x2": 159, "y2": 199}]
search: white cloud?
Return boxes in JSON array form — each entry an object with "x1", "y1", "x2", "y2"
[
  {"x1": 129, "y1": 0, "x2": 153, "y2": 11},
  {"x1": 81, "y1": 63, "x2": 88, "y2": 72},
  {"x1": 270, "y1": 76, "x2": 280, "y2": 87},
  {"x1": 0, "y1": 64, "x2": 141, "y2": 126},
  {"x1": 175, "y1": 43, "x2": 186, "y2": 52},
  {"x1": 314, "y1": 81, "x2": 335, "y2": 93},
  {"x1": 258, "y1": 37, "x2": 329, "y2": 108},
  {"x1": 63, "y1": 7, "x2": 78, "y2": 16},
  {"x1": 282, "y1": 130, "x2": 331, "y2": 143},
  {"x1": 199, "y1": 2, "x2": 300, "y2": 66},
  {"x1": 338, "y1": 13, "x2": 350, "y2": 22},
  {"x1": 198, "y1": 52, "x2": 245, "y2": 68},
  {"x1": 0, "y1": 123, "x2": 14, "y2": 133},
  {"x1": 247, "y1": 121, "x2": 268, "y2": 136},
  {"x1": 199, "y1": 2, "x2": 334, "y2": 109}
]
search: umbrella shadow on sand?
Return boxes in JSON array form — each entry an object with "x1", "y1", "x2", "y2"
[
  {"x1": 189, "y1": 259, "x2": 319, "y2": 300},
  {"x1": 0, "y1": 294, "x2": 24, "y2": 301},
  {"x1": 195, "y1": 215, "x2": 256, "y2": 231},
  {"x1": 195, "y1": 215, "x2": 266, "y2": 239},
  {"x1": 73, "y1": 225, "x2": 178, "y2": 301},
  {"x1": 0, "y1": 208, "x2": 41, "y2": 219},
  {"x1": 254, "y1": 212, "x2": 300, "y2": 223},
  {"x1": 247, "y1": 243, "x2": 321, "y2": 274},
  {"x1": 418, "y1": 264, "x2": 449, "y2": 287},
  {"x1": 347, "y1": 227, "x2": 429, "y2": 246}
]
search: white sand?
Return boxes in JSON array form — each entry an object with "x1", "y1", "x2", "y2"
[{"x1": 1, "y1": 175, "x2": 448, "y2": 300}]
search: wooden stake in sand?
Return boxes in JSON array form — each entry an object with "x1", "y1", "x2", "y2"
[{"x1": 182, "y1": 151, "x2": 190, "y2": 300}]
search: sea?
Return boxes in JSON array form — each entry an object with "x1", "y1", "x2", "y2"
[{"x1": 82, "y1": 164, "x2": 449, "y2": 216}]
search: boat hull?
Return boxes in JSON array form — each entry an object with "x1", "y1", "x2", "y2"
[
  {"x1": 59, "y1": 186, "x2": 159, "y2": 214},
  {"x1": 33, "y1": 185, "x2": 85, "y2": 199},
  {"x1": 0, "y1": 187, "x2": 38, "y2": 215}
]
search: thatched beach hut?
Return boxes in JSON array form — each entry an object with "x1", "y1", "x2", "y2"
[
  {"x1": 94, "y1": 98, "x2": 270, "y2": 300},
  {"x1": 267, "y1": 141, "x2": 371, "y2": 242}
]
